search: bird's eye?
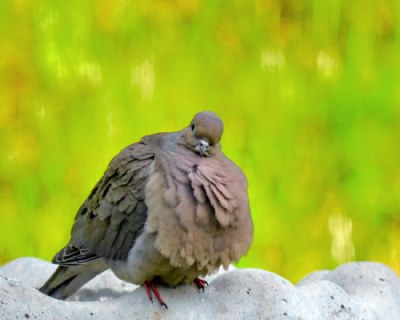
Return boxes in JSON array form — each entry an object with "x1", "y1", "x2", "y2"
[{"x1": 191, "y1": 123, "x2": 196, "y2": 132}]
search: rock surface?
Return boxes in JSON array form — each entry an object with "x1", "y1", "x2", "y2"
[{"x1": 0, "y1": 258, "x2": 399, "y2": 319}]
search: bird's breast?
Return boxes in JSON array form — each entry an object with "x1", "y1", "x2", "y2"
[{"x1": 144, "y1": 157, "x2": 251, "y2": 274}]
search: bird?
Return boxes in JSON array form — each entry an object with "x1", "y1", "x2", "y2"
[{"x1": 39, "y1": 111, "x2": 253, "y2": 308}]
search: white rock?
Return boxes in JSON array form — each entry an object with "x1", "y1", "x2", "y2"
[{"x1": 0, "y1": 258, "x2": 399, "y2": 319}]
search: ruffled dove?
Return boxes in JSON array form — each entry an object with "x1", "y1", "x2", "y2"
[{"x1": 40, "y1": 111, "x2": 253, "y2": 307}]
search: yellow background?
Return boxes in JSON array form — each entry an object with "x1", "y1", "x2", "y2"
[{"x1": 1, "y1": 0, "x2": 400, "y2": 282}]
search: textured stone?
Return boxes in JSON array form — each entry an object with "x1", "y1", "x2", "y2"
[{"x1": 0, "y1": 258, "x2": 399, "y2": 319}]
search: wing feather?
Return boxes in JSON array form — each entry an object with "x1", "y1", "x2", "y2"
[{"x1": 53, "y1": 142, "x2": 154, "y2": 266}]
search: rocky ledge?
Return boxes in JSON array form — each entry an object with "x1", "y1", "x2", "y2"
[{"x1": 0, "y1": 258, "x2": 399, "y2": 319}]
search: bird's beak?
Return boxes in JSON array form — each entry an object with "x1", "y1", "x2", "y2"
[{"x1": 198, "y1": 139, "x2": 209, "y2": 157}]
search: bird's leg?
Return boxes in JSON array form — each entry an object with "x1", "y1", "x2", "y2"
[
  {"x1": 143, "y1": 281, "x2": 168, "y2": 309},
  {"x1": 194, "y1": 277, "x2": 208, "y2": 291},
  {"x1": 144, "y1": 281, "x2": 153, "y2": 303}
]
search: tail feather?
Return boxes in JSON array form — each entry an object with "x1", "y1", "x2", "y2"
[{"x1": 39, "y1": 260, "x2": 107, "y2": 300}]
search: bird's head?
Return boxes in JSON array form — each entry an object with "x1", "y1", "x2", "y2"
[{"x1": 180, "y1": 111, "x2": 224, "y2": 157}]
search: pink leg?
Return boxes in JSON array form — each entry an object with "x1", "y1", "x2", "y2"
[
  {"x1": 194, "y1": 277, "x2": 208, "y2": 291},
  {"x1": 144, "y1": 281, "x2": 168, "y2": 309}
]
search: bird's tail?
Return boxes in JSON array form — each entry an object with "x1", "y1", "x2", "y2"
[{"x1": 39, "y1": 261, "x2": 107, "y2": 300}]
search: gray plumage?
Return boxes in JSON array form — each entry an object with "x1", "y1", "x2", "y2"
[{"x1": 40, "y1": 111, "x2": 253, "y2": 302}]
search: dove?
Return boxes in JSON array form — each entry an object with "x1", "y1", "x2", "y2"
[{"x1": 39, "y1": 111, "x2": 253, "y2": 308}]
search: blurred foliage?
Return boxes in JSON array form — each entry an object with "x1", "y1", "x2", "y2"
[{"x1": 1, "y1": 0, "x2": 400, "y2": 283}]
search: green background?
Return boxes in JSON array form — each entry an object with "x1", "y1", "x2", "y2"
[{"x1": 1, "y1": 0, "x2": 399, "y2": 282}]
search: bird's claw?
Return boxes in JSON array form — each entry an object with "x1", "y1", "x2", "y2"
[
  {"x1": 194, "y1": 278, "x2": 208, "y2": 292},
  {"x1": 144, "y1": 281, "x2": 168, "y2": 309}
]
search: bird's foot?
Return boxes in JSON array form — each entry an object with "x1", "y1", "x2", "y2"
[
  {"x1": 144, "y1": 281, "x2": 168, "y2": 309},
  {"x1": 194, "y1": 277, "x2": 208, "y2": 292}
]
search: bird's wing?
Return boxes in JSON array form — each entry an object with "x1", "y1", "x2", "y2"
[{"x1": 53, "y1": 141, "x2": 155, "y2": 266}]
